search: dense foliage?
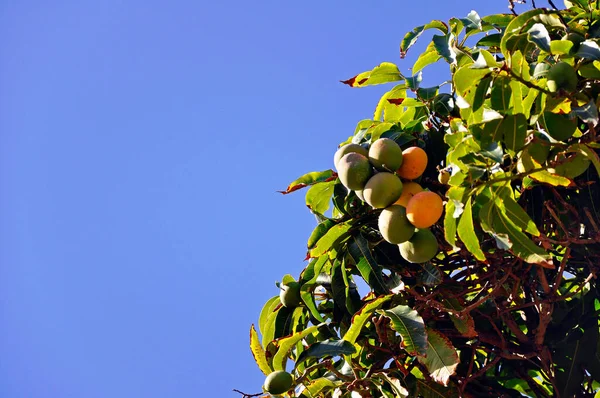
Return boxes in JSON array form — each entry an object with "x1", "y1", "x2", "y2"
[{"x1": 247, "y1": 1, "x2": 600, "y2": 397}]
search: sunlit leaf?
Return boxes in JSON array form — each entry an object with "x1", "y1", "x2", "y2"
[
  {"x1": 343, "y1": 295, "x2": 393, "y2": 344},
  {"x1": 306, "y1": 181, "x2": 336, "y2": 215},
  {"x1": 379, "y1": 305, "x2": 427, "y2": 356},
  {"x1": 341, "y1": 62, "x2": 404, "y2": 88},
  {"x1": 347, "y1": 234, "x2": 388, "y2": 295},
  {"x1": 259, "y1": 296, "x2": 281, "y2": 336},
  {"x1": 418, "y1": 329, "x2": 459, "y2": 386},
  {"x1": 401, "y1": 21, "x2": 449, "y2": 57},
  {"x1": 271, "y1": 323, "x2": 323, "y2": 371},
  {"x1": 250, "y1": 325, "x2": 273, "y2": 375},
  {"x1": 281, "y1": 170, "x2": 336, "y2": 194},
  {"x1": 309, "y1": 222, "x2": 353, "y2": 258},
  {"x1": 457, "y1": 197, "x2": 486, "y2": 261},
  {"x1": 433, "y1": 33, "x2": 456, "y2": 64},
  {"x1": 295, "y1": 339, "x2": 356, "y2": 368}
]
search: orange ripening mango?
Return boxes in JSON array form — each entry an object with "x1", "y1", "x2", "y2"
[
  {"x1": 394, "y1": 182, "x2": 423, "y2": 207},
  {"x1": 396, "y1": 147, "x2": 428, "y2": 180},
  {"x1": 406, "y1": 191, "x2": 443, "y2": 228}
]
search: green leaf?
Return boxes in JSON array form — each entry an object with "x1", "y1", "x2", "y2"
[
  {"x1": 306, "y1": 181, "x2": 336, "y2": 216},
  {"x1": 401, "y1": 20, "x2": 449, "y2": 57},
  {"x1": 295, "y1": 339, "x2": 356, "y2": 368},
  {"x1": 379, "y1": 305, "x2": 427, "y2": 356},
  {"x1": 250, "y1": 325, "x2": 273, "y2": 375},
  {"x1": 413, "y1": 43, "x2": 442, "y2": 73},
  {"x1": 570, "y1": 143, "x2": 600, "y2": 177},
  {"x1": 348, "y1": 234, "x2": 388, "y2": 295},
  {"x1": 331, "y1": 259, "x2": 351, "y2": 315},
  {"x1": 406, "y1": 71, "x2": 423, "y2": 90},
  {"x1": 304, "y1": 378, "x2": 339, "y2": 396},
  {"x1": 490, "y1": 76, "x2": 512, "y2": 112},
  {"x1": 572, "y1": 100, "x2": 599, "y2": 126},
  {"x1": 300, "y1": 289, "x2": 325, "y2": 323},
  {"x1": 453, "y1": 66, "x2": 491, "y2": 98},
  {"x1": 576, "y1": 40, "x2": 600, "y2": 60},
  {"x1": 550, "y1": 39, "x2": 574, "y2": 55},
  {"x1": 443, "y1": 299, "x2": 477, "y2": 338},
  {"x1": 502, "y1": 113, "x2": 528, "y2": 152},
  {"x1": 527, "y1": 23, "x2": 551, "y2": 52},
  {"x1": 497, "y1": 193, "x2": 541, "y2": 236},
  {"x1": 555, "y1": 324, "x2": 599, "y2": 397},
  {"x1": 259, "y1": 296, "x2": 281, "y2": 336},
  {"x1": 281, "y1": 170, "x2": 335, "y2": 194},
  {"x1": 307, "y1": 219, "x2": 336, "y2": 250},
  {"x1": 343, "y1": 294, "x2": 392, "y2": 344},
  {"x1": 491, "y1": 201, "x2": 553, "y2": 267},
  {"x1": 271, "y1": 323, "x2": 323, "y2": 371},
  {"x1": 476, "y1": 33, "x2": 502, "y2": 48},
  {"x1": 418, "y1": 329, "x2": 460, "y2": 387},
  {"x1": 460, "y1": 10, "x2": 482, "y2": 32},
  {"x1": 500, "y1": 9, "x2": 549, "y2": 57},
  {"x1": 262, "y1": 305, "x2": 294, "y2": 347},
  {"x1": 341, "y1": 62, "x2": 404, "y2": 88},
  {"x1": 457, "y1": 197, "x2": 486, "y2": 261},
  {"x1": 432, "y1": 34, "x2": 456, "y2": 64},
  {"x1": 420, "y1": 262, "x2": 443, "y2": 287},
  {"x1": 308, "y1": 221, "x2": 352, "y2": 258},
  {"x1": 444, "y1": 200, "x2": 458, "y2": 248},
  {"x1": 374, "y1": 84, "x2": 407, "y2": 122}
]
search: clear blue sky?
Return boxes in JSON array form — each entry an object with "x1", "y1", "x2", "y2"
[{"x1": 1, "y1": 1, "x2": 509, "y2": 397}]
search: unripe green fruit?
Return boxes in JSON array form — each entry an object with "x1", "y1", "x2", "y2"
[
  {"x1": 438, "y1": 170, "x2": 450, "y2": 185},
  {"x1": 378, "y1": 205, "x2": 416, "y2": 244},
  {"x1": 264, "y1": 371, "x2": 293, "y2": 395},
  {"x1": 280, "y1": 282, "x2": 302, "y2": 308},
  {"x1": 337, "y1": 153, "x2": 372, "y2": 191},
  {"x1": 528, "y1": 132, "x2": 551, "y2": 164},
  {"x1": 334, "y1": 143, "x2": 368, "y2": 169},
  {"x1": 399, "y1": 229, "x2": 439, "y2": 263},
  {"x1": 363, "y1": 172, "x2": 403, "y2": 209},
  {"x1": 431, "y1": 93, "x2": 455, "y2": 117},
  {"x1": 547, "y1": 62, "x2": 578, "y2": 93},
  {"x1": 368, "y1": 138, "x2": 403, "y2": 171}
]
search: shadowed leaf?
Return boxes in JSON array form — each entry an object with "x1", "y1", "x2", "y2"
[
  {"x1": 418, "y1": 329, "x2": 459, "y2": 386},
  {"x1": 379, "y1": 305, "x2": 427, "y2": 356}
]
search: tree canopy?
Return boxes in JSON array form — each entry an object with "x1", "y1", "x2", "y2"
[{"x1": 246, "y1": 1, "x2": 600, "y2": 397}]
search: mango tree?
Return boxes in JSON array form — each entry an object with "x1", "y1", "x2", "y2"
[{"x1": 246, "y1": 1, "x2": 600, "y2": 397}]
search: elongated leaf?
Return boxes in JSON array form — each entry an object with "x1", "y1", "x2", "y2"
[
  {"x1": 281, "y1": 170, "x2": 336, "y2": 194},
  {"x1": 306, "y1": 181, "x2": 335, "y2": 215},
  {"x1": 305, "y1": 378, "x2": 339, "y2": 396},
  {"x1": 576, "y1": 40, "x2": 600, "y2": 60},
  {"x1": 457, "y1": 197, "x2": 486, "y2": 261},
  {"x1": 262, "y1": 305, "x2": 294, "y2": 347},
  {"x1": 331, "y1": 259, "x2": 350, "y2": 314},
  {"x1": 498, "y1": 194, "x2": 540, "y2": 236},
  {"x1": 500, "y1": 9, "x2": 548, "y2": 57},
  {"x1": 271, "y1": 324, "x2": 323, "y2": 371},
  {"x1": 348, "y1": 234, "x2": 388, "y2": 295},
  {"x1": 413, "y1": 43, "x2": 442, "y2": 73},
  {"x1": 491, "y1": 201, "x2": 553, "y2": 267},
  {"x1": 527, "y1": 23, "x2": 551, "y2": 52},
  {"x1": 379, "y1": 305, "x2": 427, "y2": 356},
  {"x1": 295, "y1": 339, "x2": 356, "y2": 368},
  {"x1": 401, "y1": 20, "x2": 449, "y2": 57},
  {"x1": 433, "y1": 34, "x2": 456, "y2": 64},
  {"x1": 250, "y1": 325, "x2": 273, "y2": 375},
  {"x1": 476, "y1": 33, "x2": 502, "y2": 48},
  {"x1": 453, "y1": 66, "x2": 491, "y2": 98},
  {"x1": 341, "y1": 62, "x2": 403, "y2": 88},
  {"x1": 300, "y1": 288, "x2": 325, "y2": 323},
  {"x1": 418, "y1": 329, "x2": 460, "y2": 386},
  {"x1": 309, "y1": 222, "x2": 352, "y2": 258},
  {"x1": 259, "y1": 296, "x2": 281, "y2": 336},
  {"x1": 421, "y1": 262, "x2": 442, "y2": 287},
  {"x1": 444, "y1": 200, "x2": 458, "y2": 247},
  {"x1": 443, "y1": 299, "x2": 477, "y2": 338},
  {"x1": 343, "y1": 295, "x2": 393, "y2": 344},
  {"x1": 570, "y1": 143, "x2": 600, "y2": 176},
  {"x1": 490, "y1": 76, "x2": 512, "y2": 111},
  {"x1": 374, "y1": 84, "x2": 407, "y2": 122}
]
